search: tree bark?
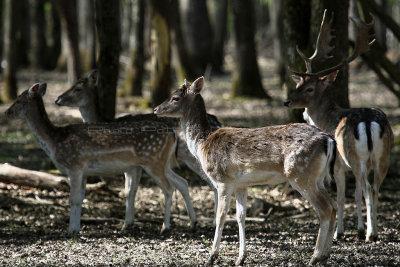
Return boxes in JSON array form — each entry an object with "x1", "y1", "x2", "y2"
[
  {"x1": 0, "y1": 163, "x2": 69, "y2": 191},
  {"x1": 230, "y1": 0, "x2": 270, "y2": 99},
  {"x1": 2, "y1": 0, "x2": 19, "y2": 102},
  {"x1": 147, "y1": 0, "x2": 171, "y2": 107},
  {"x1": 310, "y1": 0, "x2": 350, "y2": 108},
  {"x1": 95, "y1": 0, "x2": 121, "y2": 121},
  {"x1": 31, "y1": 0, "x2": 47, "y2": 69},
  {"x1": 52, "y1": 0, "x2": 82, "y2": 83},
  {"x1": 16, "y1": 0, "x2": 30, "y2": 68},
  {"x1": 212, "y1": 0, "x2": 228, "y2": 74},
  {"x1": 124, "y1": 0, "x2": 145, "y2": 96},
  {"x1": 270, "y1": 0, "x2": 285, "y2": 85},
  {"x1": 170, "y1": 0, "x2": 198, "y2": 81},
  {"x1": 78, "y1": 0, "x2": 96, "y2": 71},
  {"x1": 283, "y1": 0, "x2": 311, "y2": 122},
  {"x1": 181, "y1": 0, "x2": 213, "y2": 73}
]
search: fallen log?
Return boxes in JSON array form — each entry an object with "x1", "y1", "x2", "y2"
[{"x1": 0, "y1": 163, "x2": 107, "y2": 192}]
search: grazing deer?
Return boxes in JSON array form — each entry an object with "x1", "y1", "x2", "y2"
[
  {"x1": 154, "y1": 77, "x2": 338, "y2": 265},
  {"x1": 5, "y1": 83, "x2": 197, "y2": 234},
  {"x1": 54, "y1": 70, "x2": 222, "y2": 219},
  {"x1": 284, "y1": 10, "x2": 393, "y2": 241}
]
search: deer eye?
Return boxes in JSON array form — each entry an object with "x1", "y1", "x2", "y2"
[
  {"x1": 172, "y1": 96, "x2": 180, "y2": 102},
  {"x1": 306, "y1": 87, "x2": 314, "y2": 93}
]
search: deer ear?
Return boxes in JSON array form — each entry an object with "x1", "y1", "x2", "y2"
[
  {"x1": 291, "y1": 75, "x2": 304, "y2": 86},
  {"x1": 88, "y1": 69, "x2": 98, "y2": 87},
  {"x1": 28, "y1": 83, "x2": 41, "y2": 96},
  {"x1": 38, "y1": 83, "x2": 47, "y2": 96},
  {"x1": 320, "y1": 70, "x2": 339, "y2": 86},
  {"x1": 188, "y1": 76, "x2": 204, "y2": 94}
]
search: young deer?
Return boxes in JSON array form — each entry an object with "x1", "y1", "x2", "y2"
[
  {"x1": 54, "y1": 70, "x2": 222, "y2": 217},
  {"x1": 5, "y1": 83, "x2": 197, "y2": 234},
  {"x1": 154, "y1": 77, "x2": 338, "y2": 265},
  {"x1": 284, "y1": 11, "x2": 393, "y2": 241}
]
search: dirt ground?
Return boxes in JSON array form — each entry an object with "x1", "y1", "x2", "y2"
[{"x1": 0, "y1": 58, "x2": 400, "y2": 266}]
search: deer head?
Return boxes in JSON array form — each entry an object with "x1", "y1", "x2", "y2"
[
  {"x1": 55, "y1": 70, "x2": 98, "y2": 107},
  {"x1": 154, "y1": 77, "x2": 204, "y2": 117},
  {"x1": 5, "y1": 83, "x2": 47, "y2": 118},
  {"x1": 284, "y1": 10, "x2": 375, "y2": 108}
]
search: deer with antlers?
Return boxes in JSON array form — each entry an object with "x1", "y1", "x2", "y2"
[
  {"x1": 154, "y1": 77, "x2": 338, "y2": 265},
  {"x1": 284, "y1": 10, "x2": 393, "y2": 242},
  {"x1": 5, "y1": 83, "x2": 198, "y2": 234}
]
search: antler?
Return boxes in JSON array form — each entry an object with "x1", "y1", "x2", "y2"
[
  {"x1": 293, "y1": 10, "x2": 376, "y2": 78},
  {"x1": 296, "y1": 9, "x2": 335, "y2": 73}
]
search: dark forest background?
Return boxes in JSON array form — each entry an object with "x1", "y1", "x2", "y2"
[{"x1": 1, "y1": 0, "x2": 400, "y2": 121}]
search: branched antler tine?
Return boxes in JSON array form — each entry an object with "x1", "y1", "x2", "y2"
[
  {"x1": 310, "y1": 10, "x2": 335, "y2": 62},
  {"x1": 346, "y1": 16, "x2": 376, "y2": 63},
  {"x1": 296, "y1": 9, "x2": 335, "y2": 73}
]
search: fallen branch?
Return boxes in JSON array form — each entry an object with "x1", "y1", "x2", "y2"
[
  {"x1": 0, "y1": 163, "x2": 69, "y2": 191},
  {"x1": 0, "y1": 163, "x2": 107, "y2": 192}
]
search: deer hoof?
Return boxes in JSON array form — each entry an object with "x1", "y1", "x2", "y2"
[
  {"x1": 206, "y1": 253, "x2": 218, "y2": 266},
  {"x1": 366, "y1": 234, "x2": 378, "y2": 242},
  {"x1": 235, "y1": 252, "x2": 247, "y2": 266},
  {"x1": 309, "y1": 254, "x2": 329, "y2": 265},
  {"x1": 357, "y1": 229, "x2": 366, "y2": 240}
]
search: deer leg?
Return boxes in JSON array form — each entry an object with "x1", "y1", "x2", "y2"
[
  {"x1": 68, "y1": 172, "x2": 86, "y2": 235},
  {"x1": 292, "y1": 183, "x2": 335, "y2": 265},
  {"x1": 235, "y1": 187, "x2": 248, "y2": 266},
  {"x1": 207, "y1": 184, "x2": 233, "y2": 266},
  {"x1": 143, "y1": 167, "x2": 174, "y2": 234},
  {"x1": 354, "y1": 172, "x2": 365, "y2": 239},
  {"x1": 165, "y1": 166, "x2": 197, "y2": 229},
  {"x1": 334, "y1": 168, "x2": 346, "y2": 239},
  {"x1": 122, "y1": 166, "x2": 142, "y2": 230}
]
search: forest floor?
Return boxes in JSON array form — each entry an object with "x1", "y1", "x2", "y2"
[{"x1": 0, "y1": 58, "x2": 400, "y2": 266}]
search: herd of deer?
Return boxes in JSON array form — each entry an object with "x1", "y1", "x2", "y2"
[{"x1": 4, "y1": 11, "x2": 394, "y2": 266}]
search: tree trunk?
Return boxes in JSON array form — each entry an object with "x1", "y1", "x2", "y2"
[
  {"x1": 170, "y1": 0, "x2": 198, "y2": 81},
  {"x1": 52, "y1": 0, "x2": 82, "y2": 84},
  {"x1": 310, "y1": 0, "x2": 350, "y2": 108},
  {"x1": 78, "y1": 0, "x2": 96, "y2": 71},
  {"x1": 283, "y1": 0, "x2": 311, "y2": 122},
  {"x1": 16, "y1": 0, "x2": 30, "y2": 68},
  {"x1": 0, "y1": 0, "x2": 5, "y2": 76},
  {"x1": 270, "y1": 0, "x2": 285, "y2": 85},
  {"x1": 212, "y1": 0, "x2": 228, "y2": 74},
  {"x1": 2, "y1": 0, "x2": 20, "y2": 102},
  {"x1": 47, "y1": 3, "x2": 62, "y2": 70},
  {"x1": 230, "y1": 0, "x2": 270, "y2": 99},
  {"x1": 181, "y1": 0, "x2": 213, "y2": 73},
  {"x1": 31, "y1": 0, "x2": 47, "y2": 69},
  {"x1": 123, "y1": 0, "x2": 145, "y2": 96},
  {"x1": 147, "y1": 0, "x2": 171, "y2": 107},
  {"x1": 95, "y1": 0, "x2": 121, "y2": 121}
]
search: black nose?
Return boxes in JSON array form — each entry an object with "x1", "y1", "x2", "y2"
[
  {"x1": 55, "y1": 97, "x2": 61, "y2": 105},
  {"x1": 283, "y1": 100, "x2": 291, "y2": 107},
  {"x1": 153, "y1": 107, "x2": 158, "y2": 113}
]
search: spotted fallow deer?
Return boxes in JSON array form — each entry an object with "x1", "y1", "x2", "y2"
[
  {"x1": 284, "y1": 10, "x2": 393, "y2": 242},
  {"x1": 154, "y1": 77, "x2": 337, "y2": 265},
  {"x1": 5, "y1": 83, "x2": 197, "y2": 234},
  {"x1": 54, "y1": 70, "x2": 222, "y2": 218}
]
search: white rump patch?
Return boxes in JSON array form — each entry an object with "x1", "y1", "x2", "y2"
[
  {"x1": 370, "y1": 121, "x2": 383, "y2": 163},
  {"x1": 355, "y1": 122, "x2": 369, "y2": 161}
]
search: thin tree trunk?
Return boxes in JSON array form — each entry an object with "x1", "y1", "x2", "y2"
[
  {"x1": 212, "y1": 0, "x2": 228, "y2": 74},
  {"x1": 79, "y1": 0, "x2": 96, "y2": 71},
  {"x1": 124, "y1": 0, "x2": 145, "y2": 96},
  {"x1": 283, "y1": 0, "x2": 311, "y2": 122},
  {"x1": 270, "y1": 0, "x2": 285, "y2": 85},
  {"x1": 182, "y1": 0, "x2": 213, "y2": 73},
  {"x1": 0, "y1": 0, "x2": 5, "y2": 76},
  {"x1": 170, "y1": 0, "x2": 198, "y2": 81},
  {"x1": 95, "y1": 0, "x2": 121, "y2": 121},
  {"x1": 17, "y1": 0, "x2": 30, "y2": 68},
  {"x1": 52, "y1": 0, "x2": 82, "y2": 84},
  {"x1": 231, "y1": 0, "x2": 270, "y2": 99},
  {"x1": 2, "y1": 0, "x2": 19, "y2": 102},
  {"x1": 47, "y1": 3, "x2": 62, "y2": 70},
  {"x1": 31, "y1": 0, "x2": 47, "y2": 69},
  {"x1": 147, "y1": 0, "x2": 171, "y2": 107}
]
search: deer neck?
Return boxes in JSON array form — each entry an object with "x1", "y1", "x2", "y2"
[
  {"x1": 24, "y1": 97, "x2": 58, "y2": 156},
  {"x1": 79, "y1": 101, "x2": 103, "y2": 123},
  {"x1": 305, "y1": 89, "x2": 343, "y2": 134},
  {"x1": 180, "y1": 95, "x2": 212, "y2": 159}
]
